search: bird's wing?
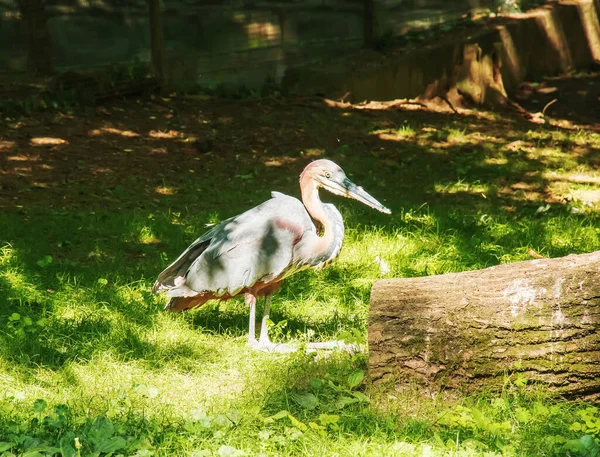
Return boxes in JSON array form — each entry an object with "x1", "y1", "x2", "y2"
[
  {"x1": 151, "y1": 219, "x2": 228, "y2": 293},
  {"x1": 155, "y1": 194, "x2": 314, "y2": 297}
]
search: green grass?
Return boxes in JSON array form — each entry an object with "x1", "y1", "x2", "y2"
[{"x1": 1, "y1": 98, "x2": 600, "y2": 456}]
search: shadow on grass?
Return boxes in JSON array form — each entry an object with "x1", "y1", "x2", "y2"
[{"x1": 1, "y1": 93, "x2": 600, "y2": 372}]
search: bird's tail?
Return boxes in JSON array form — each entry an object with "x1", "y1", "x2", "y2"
[
  {"x1": 164, "y1": 294, "x2": 211, "y2": 312},
  {"x1": 152, "y1": 239, "x2": 210, "y2": 294}
]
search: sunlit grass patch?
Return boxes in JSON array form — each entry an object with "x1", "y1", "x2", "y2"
[
  {"x1": 434, "y1": 180, "x2": 490, "y2": 196},
  {"x1": 395, "y1": 124, "x2": 416, "y2": 139}
]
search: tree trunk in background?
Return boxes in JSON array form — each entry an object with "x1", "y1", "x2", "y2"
[
  {"x1": 369, "y1": 251, "x2": 600, "y2": 398},
  {"x1": 18, "y1": 0, "x2": 53, "y2": 76},
  {"x1": 148, "y1": 0, "x2": 164, "y2": 82},
  {"x1": 363, "y1": 0, "x2": 375, "y2": 47}
]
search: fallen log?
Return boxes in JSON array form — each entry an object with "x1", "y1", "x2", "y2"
[{"x1": 368, "y1": 251, "x2": 600, "y2": 398}]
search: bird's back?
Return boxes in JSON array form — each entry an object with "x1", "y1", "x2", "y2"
[{"x1": 153, "y1": 192, "x2": 315, "y2": 301}]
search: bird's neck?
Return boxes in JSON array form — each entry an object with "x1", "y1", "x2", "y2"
[
  {"x1": 300, "y1": 178, "x2": 345, "y2": 266},
  {"x1": 301, "y1": 179, "x2": 328, "y2": 227}
]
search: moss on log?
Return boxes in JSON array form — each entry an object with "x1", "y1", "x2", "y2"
[{"x1": 369, "y1": 251, "x2": 600, "y2": 398}]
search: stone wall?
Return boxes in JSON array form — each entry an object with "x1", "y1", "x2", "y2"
[{"x1": 282, "y1": 0, "x2": 600, "y2": 103}]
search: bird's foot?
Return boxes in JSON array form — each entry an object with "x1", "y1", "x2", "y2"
[
  {"x1": 247, "y1": 338, "x2": 362, "y2": 355},
  {"x1": 304, "y1": 340, "x2": 362, "y2": 356},
  {"x1": 304, "y1": 340, "x2": 361, "y2": 354},
  {"x1": 248, "y1": 338, "x2": 298, "y2": 353}
]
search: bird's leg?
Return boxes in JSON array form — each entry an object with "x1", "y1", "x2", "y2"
[
  {"x1": 249, "y1": 295, "x2": 355, "y2": 354},
  {"x1": 244, "y1": 295, "x2": 294, "y2": 353},
  {"x1": 246, "y1": 294, "x2": 257, "y2": 346},
  {"x1": 258, "y1": 294, "x2": 272, "y2": 346}
]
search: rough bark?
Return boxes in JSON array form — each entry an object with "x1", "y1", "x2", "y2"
[
  {"x1": 369, "y1": 251, "x2": 600, "y2": 398},
  {"x1": 363, "y1": 0, "x2": 375, "y2": 48},
  {"x1": 148, "y1": 0, "x2": 165, "y2": 82},
  {"x1": 18, "y1": 0, "x2": 53, "y2": 76}
]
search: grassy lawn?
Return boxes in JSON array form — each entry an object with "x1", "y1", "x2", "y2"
[{"x1": 1, "y1": 82, "x2": 600, "y2": 456}]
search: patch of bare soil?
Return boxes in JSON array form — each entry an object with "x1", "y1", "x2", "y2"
[{"x1": 0, "y1": 72, "x2": 598, "y2": 212}]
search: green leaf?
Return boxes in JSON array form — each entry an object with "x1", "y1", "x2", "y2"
[
  {"x1": 0, "y1": 442, "x2": 12, "y2": 453},
  {"x1": 579, "y1": 435, "x2": 600, "y2": 457},
  {"x1": 94, "y1": 436, "x2": 126, "y2": 454},
  {"x1": 347, "y1": 370, "x2": 364, "y2": 389},
  {"x1": 565, "y1": 435, "x2": 600, "y2": 457},
  {"x1": 290, "y1": 392, "x2": 319, "y2": 410},
  {"x1": 88, "y1": 416, "x2": 115, "y2": 445},
  {"x1": 514, "y1": 373, "x2": 528, "y2": 387},
  {"x1": 335, "y1": 396, "x2": 358, "y2": 410},
  {"x1": 318, "y1": 414, "x2": 339, "y2": 426},
  {"x1": 235, "y1": 174, "x2": 254, "y2": 180},
  {"x1": 287, "y1": 413, "x2": 308, "y2": 431},
  {"x1": 309, "y1": 378, "x2": 323, "y2": 390},
  {"x1": 533, "y1": 402, "x2": 550, "y2": 418},
  {"x1": 264, "y1": 410, "x2": 289, "y2": 423},
  {"x1": 22, "y1": 451, "x2": 45, "y2": 457},
  {"x1": 33, "y1": 399, "x2": 47, "y2": 413},
  {"x1": 59, "y1": 432, "x2": 76, "y2": 457},
  {"x1": 36, "y1": 255, "x2": 53, "y2": 268},
  {"x1": 97, "y1": 278, "x2": 108, "y2": 286},
  {"x1": 351, "y1": 391, "x2": 370, "y2": 403},
  {"x1": 8, "y1": 313, "x2": 20, "y2": 321},
  {"x1": 515, "y1": 407, "x2": 531, "y2": 423}
]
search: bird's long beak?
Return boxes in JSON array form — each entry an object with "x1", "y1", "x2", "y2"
[{"x1": 325, "y1": 178, "x2": 391, "y2": 214}]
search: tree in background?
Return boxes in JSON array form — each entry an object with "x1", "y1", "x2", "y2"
[{"x1": 18, "y1": 0, "x2": 54, "y2": 76}]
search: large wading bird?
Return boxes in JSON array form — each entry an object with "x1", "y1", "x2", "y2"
[{"x1": 152, "y1": 159, "x2": 390, "y2": 352}]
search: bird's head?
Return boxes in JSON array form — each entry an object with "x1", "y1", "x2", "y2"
[{"x1": 300, "y1": 159, "x2": 391, "y2": 214}]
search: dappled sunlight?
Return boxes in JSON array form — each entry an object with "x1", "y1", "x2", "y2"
[
  {"x1": 497, "y1": 25, "x2": 523, "y2": 85},
  {"x1": 485, "y1": 157, "x2": 508, "y2": 166},
  {"x1": 246, "y1": 21, "x2": 280, "y2": 43},
  {"x1": 577, "y1": 0, "x2": 600, "y2": 61},
  {"x1": 7, "y1": 154, "x2": 36, "y2": 162},
  {"x1": 543, "y1": 171, "x2": 600, "y2": 185},
  {"x1": 30, "y1": 137, "x2": 68, "y2": 146},
  {"x1": 533, "y1": 8, "x2": 573, "y2": 72},
  {"x1": 434, "y1": 181, "x2": 490, "y2": 196},
  {"x1": 571, "y1": 187, "x2": 600, "y2": 205},
  {"x1": 138, "y1": 226, "x2": 161, "y2": 245},
  {"x1": 155, "y1": 185, "x2": 176, "y2": 195},
  {"x1": 88, "y1": 127, "x2": 140, "y2": 137},
  {"x1": 498, "y1": 182, "x2": 543, "y2": 202},
  {"x1": 264, "y1": 156, "x2": 299, "y2": 167},
  {"x1": 149, "y1": 130, "x2": 181, "y2": 139},
  {"x1": 0, "y1": 140, "x2": 16, "y2": 151}
]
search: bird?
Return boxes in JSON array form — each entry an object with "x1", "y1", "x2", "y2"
[{"x1": 152, "y1": 159, "x2": 391, "y2": 352}]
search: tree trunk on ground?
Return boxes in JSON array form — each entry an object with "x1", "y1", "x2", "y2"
[
  {"x1": 18, "y1": 0, "x2": 53, "y2": 76},
  {"x1": 369, "y1": 251, "x2": 600, "y2": 398},
  {"x1": 148, "y1": 0, "x2": 164, "y2": 82}
]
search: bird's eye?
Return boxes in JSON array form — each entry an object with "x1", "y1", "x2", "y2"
[{"x1": 324, "y1": 171, "x2": 332, "y2": 179}]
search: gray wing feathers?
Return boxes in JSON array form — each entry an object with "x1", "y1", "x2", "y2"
[
  {"x1": 155, "y1": 194, "x2": 313, "y2": 298},
  {"x1": 152, "y1": 238, "x2": 209, "y2": 293}
]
